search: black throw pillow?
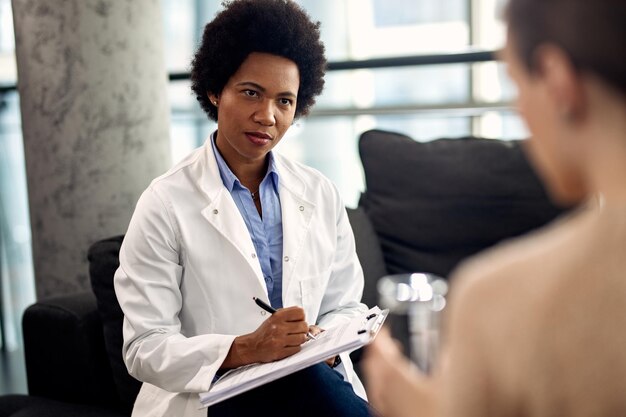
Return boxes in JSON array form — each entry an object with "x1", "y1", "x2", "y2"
[{"x1": 358, "y1": 129, "x2": 567, "y2": 279}]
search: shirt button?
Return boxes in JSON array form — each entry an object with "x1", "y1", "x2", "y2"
[
  {"x1": 284, "y1": 256, "x2": 289, "y2": 262},
  {"x1": 251, "y1": 253, "x2": 257, "y2": 259},
  {"x1": 299, "y1": 206, "x2": 304, "y2": 211},
  {"x1": 213, "y1": 209, "x2": 218, "y2": 214}
]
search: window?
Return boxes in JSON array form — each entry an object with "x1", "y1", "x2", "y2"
[
  {"x1": 161, "y1": 0, "x2": 526, "y2": 206},
  {"x1": 0, "y1": 0, "x2": 36, "y2": 352}
]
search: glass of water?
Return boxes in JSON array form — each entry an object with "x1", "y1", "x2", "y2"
[{"x1": 377, "y1": 272, "x2": 448, "y2": 373}]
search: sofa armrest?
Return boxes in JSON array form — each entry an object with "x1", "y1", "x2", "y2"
[
  {"x1": 346, "y1": 206, "x2": 388, "y2": 308},
  {"x1": 22, "y1": 291, "x2": 120, "y2": 409},
  {"x1": 347, "y1": 207, "x2": 388, "y2": 371}
]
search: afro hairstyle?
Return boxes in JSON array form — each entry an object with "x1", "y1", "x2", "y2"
[{"x1": 190, "y1": 0, "x2": 327, "y2": 121}]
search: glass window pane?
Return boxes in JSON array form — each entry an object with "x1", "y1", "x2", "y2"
[
  {"x1": 316, "y1": 65, "x2": 470, "y2": 109},
  {"x1": 373, "y1": 0, "x2": 467, "y2": 26},
  {"x1": 475, "y1": 111, "x2": 528, "y2": 140},
  {"x1": 0, "y1": 0, "x2": 16, "y2": 84},
  {"x1": 278, "y1": 117, "x2": 365, "y2": 207},
  {"x1": 161, "y1": 0, "x2": 223, "y2": 72},
  {"x1": 373, "y1": 114, "x2": 472, "y2": 142},
  {"x1": 161, "y1": 0, "x2": 195, "y2": 73},
  {"x1": 472, "y1": 0, "x2": 507, "y2": 50},
  {"x1": 373, "y1": 65, "x2": 469, "y2": 106},
  {"x1": 472, "y1": 61, "x2": 517, "y2": 103},
  {"x1": 0, "y1": 90, "x2": 36, "y2": 351}
]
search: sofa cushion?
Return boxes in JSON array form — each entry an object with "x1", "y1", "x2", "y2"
[
  {"x1": 358, "y1": 129, "x2": 566, "y2": 279},
  {"x1": 88, "y1": 236, "x2": 140, "y2": 414}
]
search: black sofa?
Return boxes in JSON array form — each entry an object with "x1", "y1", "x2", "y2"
[{"x1": 0, "y1": 129, "x2": 565, "y2": 416}]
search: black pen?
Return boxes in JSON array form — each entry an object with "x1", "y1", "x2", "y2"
[{"x1": 253, "y1": 297, "x2": 317, "y2": 340}]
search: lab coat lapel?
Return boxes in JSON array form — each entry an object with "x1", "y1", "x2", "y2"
[
  {"x1": 278, "y1": 163, "x2": 315, "y2": 305},
  {"x1": 197, "y1": 139, "x2": 267, "y2": 295}
]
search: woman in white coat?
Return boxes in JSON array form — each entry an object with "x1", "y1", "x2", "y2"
[{"x1": 114, "y1": 1, "x2": 371, "y2": 416}]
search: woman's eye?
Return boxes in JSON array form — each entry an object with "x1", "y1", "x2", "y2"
[
  {"x1": 279, "y1": 98, "x2": 292, "y2": 106},
  {"x1": 244, "y1": 90, "x2": 258, "y2": 97}
]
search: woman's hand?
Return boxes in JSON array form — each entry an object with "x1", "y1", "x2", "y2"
[
  {"x1": 222, "y1": 306, "x2": 310, "y2": 368},
  {"x1": 307, "y1": 325, "x2": 337, "y2": 367},
  {"x1": 363, "y1": 328, "x2": 437, "y2": 417},
  {"x1": 308, "y1": 324, "x2": 324, "y2": 338}
]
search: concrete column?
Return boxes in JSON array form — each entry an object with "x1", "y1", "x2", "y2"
[{"x1": 12, "y1": 0, "x2": 171, "y2": 298}]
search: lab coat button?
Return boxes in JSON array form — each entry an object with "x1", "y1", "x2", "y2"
[
  {"x1": 299, "y1": 206, "x2": 304, "y2": 211},
  {"x1": 213, "y1": 209, "x2": 218, "y2": 214},
  {"x1": 252, "y1": 253, "x2": 257, "y2": 259},
  {"x1": 261, "y1": 310, "x2": 266, "y2": 316},
  {"x1": 284, "y1": 256, "x2": 289, "y2": 262}
]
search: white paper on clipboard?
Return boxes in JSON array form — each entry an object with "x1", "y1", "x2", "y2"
[{"x1": 198, "y1": 306, "x2": 389, "y2": 408}]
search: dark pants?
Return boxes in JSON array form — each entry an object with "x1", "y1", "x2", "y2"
[{"x1": 207, "y1": 363, "x2": 374, "y2": 417}]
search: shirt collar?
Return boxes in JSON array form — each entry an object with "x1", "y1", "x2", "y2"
[{"x1": 210, "y1": 130, "x2": 280, "y2": 192}]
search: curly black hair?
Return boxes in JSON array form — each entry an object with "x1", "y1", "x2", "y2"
[{"x1": 190, "y1": 0, "x2": 327, "y2": 121}]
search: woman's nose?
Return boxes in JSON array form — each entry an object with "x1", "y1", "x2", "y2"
[{"x1": 253, "y1": 100, "x2": 276, "y2": 126}]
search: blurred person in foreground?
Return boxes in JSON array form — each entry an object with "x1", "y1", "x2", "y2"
[{"x1": 363, "y1": 0, "x2": 626, "y2": 415}]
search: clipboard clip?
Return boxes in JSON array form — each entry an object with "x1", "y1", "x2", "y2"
[
  {"x1": 369, "y1": 311, "x2": 387, "y2": 335},
  {"x1": 357, "y1": 309, "x2": 389, "y2": 335}
]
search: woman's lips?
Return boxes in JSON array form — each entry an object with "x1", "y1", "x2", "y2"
[{"x1": 245, "y1": 132, "x2": 272, "y2": 146}]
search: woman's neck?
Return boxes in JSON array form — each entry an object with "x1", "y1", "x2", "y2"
[
  {"x1": 231, "y1": 160, "x2": 267, "y2": 192},
  {"x1": 586, "y1": 110, "x2": 626, "y2": 206},
  {"x1": 581, "y1": 86, "x2": 626, "y2": 207},
  {"x1": 214, "y1": 134, "x2": 268, "y2": 191}
]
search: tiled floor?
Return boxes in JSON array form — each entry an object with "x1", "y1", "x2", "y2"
[{"x1": 0, "y1": 348, "x2": 27, "y2": 395}]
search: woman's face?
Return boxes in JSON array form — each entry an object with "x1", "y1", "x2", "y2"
[
  {"x1": 503, "y1": 31, "x2": 585, "y2": 205},
  {"x1": 210, "y1": 52, "x2": 300, "y2": 172}
]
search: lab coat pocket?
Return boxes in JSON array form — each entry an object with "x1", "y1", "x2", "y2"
[{"x1": 299, "y1": 269, "x2": 330, "y2": 322}]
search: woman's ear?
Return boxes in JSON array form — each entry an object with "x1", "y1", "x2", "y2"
[
  {"x1": 534, "y1": 44, "x2": 586, "y2": 123},
  {"x1": 207, "y1": 92, "x2": 219, "y2": 107}
]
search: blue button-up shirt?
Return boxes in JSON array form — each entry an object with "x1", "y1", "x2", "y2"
[{"x1": 211, "y1": 133, "x2": 284, "y2": 308}]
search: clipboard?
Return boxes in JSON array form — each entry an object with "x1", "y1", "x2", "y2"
[{"x1": 198, "y1": 306, "x2": 389, "y2": 408}]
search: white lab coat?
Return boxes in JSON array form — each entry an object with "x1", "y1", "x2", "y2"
[{"x1": 114, "y1": 137, "x2": 368, "y2": 417}]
